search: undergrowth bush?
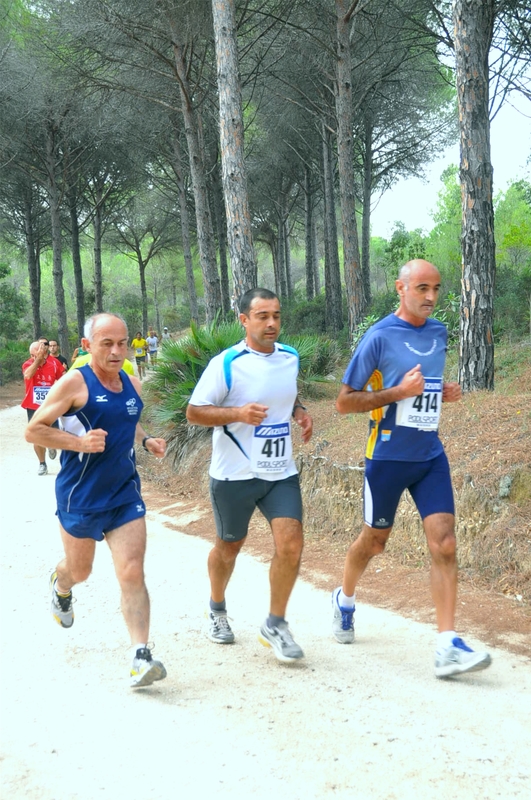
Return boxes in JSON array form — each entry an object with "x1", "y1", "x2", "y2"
[{"x1": 0, "y1": 341, "x2": 30, "y2": 385}]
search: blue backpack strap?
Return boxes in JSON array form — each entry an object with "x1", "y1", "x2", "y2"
[{"x1": 223, "y1": 346, "x2": 249, "y2": 391}]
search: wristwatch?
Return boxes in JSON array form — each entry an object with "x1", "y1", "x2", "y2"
[{"x1": 292, "y1": 403, "x2": 307, "y2": 417}]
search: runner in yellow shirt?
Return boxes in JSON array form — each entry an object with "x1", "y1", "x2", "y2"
[
  {"x1": 130, "y1": 332, "x2": 148, "y2": 380},
  {"x1": 71, "y1": 352, "x2": 135, "y2": 376}
]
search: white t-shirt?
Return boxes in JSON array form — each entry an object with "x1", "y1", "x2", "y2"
[
  {"x1": 189, "y1": 340, "x2": 300, "y2": 481},
  {"x1": 146, "y1": 336, "x2": 158, "y2": 352}
]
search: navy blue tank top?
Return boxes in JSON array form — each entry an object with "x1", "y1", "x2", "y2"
[{"x1": 56, "y1": 364, "x2": 144, "y2": 512}]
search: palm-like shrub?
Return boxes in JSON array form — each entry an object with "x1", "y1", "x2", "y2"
[{"x1": 144, "y1": 319, "x2": 342, "y2": 465}]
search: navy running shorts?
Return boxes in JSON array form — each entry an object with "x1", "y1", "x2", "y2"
[
  {"x1": 210, "y1": 474, "x2": 302, "y2": 542},
  {"x1": 57, "y1": 499, "x2": 146, "y2": 541},
  {"x1": 363, "y1": 451, "x2": 455, "y2": 529}
]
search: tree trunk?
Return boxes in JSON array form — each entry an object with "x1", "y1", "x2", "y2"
[
  {"x1": 322, "y1": 123, "x2": 343, "y2": 333},
  {"x1": 136, "y1": 245, "x2": 148, "y2": 335},
  {"x1": 284, "y1": 217, "x2": 292, "y2": 299},
  {"x1": 173, "y1": 40, "x2": 221, "y2": 323},
  {"x1": 171, "y1": 131, "x2": 199, "y2": 324},
  {"x1": 45, "y1": 127, "x2": 69, "y2": 358},
  {"x1": 312, "y1": 211, "x2": 321, "y2": 295},
  {"x1": 68, "y1": 186, "x2": 85, "y2": 343},
  {"x1": 277, "y1": 213, "x2": 287, "y2": 299},
  {"x1": 361, "y1": 117, "x2": 373, "y2": 307},
  {"x1": 93, "y1": 201, "x2": 104, "y2": 313},
  {"x1": 305, "y1": 166, "x2": 315, "y2": 301},
  {"x1": 212, "y1": 0, "x2": 257, "y2": 301},
  {"x1": 23, "y1": 189, "x2": 41, "y2": 338},
  {"x1": 453, "y1": 0, "x2": 496, "y2": 390},
  {"x1": 335, "y1": 0, "x2": 365, "y2": 333},
  {"x1": 211, "y1": 162, "x2": 231, "y2": 316}
]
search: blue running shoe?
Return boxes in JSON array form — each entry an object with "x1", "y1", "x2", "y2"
[
  {"x1": 332, "y1": 587, "x2": 355, "y2": 643},
  {"x1": 435, "y1": 637, "x2": 491, "y2": 678}
]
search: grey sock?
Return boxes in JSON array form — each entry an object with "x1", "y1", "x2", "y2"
[
  {"x1": 210, "y1": 599, "x2": 226, "y2": 613},
  {"x1": 267, "y1": 614, "x2": 285, "y2": 629}
]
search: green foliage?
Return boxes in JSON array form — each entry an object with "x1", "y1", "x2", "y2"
[
  {"x1": 351, "y1": 314, "x2": 380, "y2": 350},
  {"x1": 424, "y1": 165, "x2": 461, "y2": 291},
  {"x1": 368, "y1": 290, "x2": 398, "y2": 320},
  {"x1": 280, "y1": 293, "x2": 327, "y2": 334},
  {"x1": 145, "y1": 319, "x2": 341, "y2": 464},
  {"x1": 0, "y1": 340, "x2": 29, "y2": 385},
  {"x1": 432, "y1": 290, "x2": 460, "y2": 342},
  {"x1": 0, "y1": 263, "x2": 27, "y2": 340},
  {"x1": 494, "y1": 266, "x2": 531, "y2": 340}
]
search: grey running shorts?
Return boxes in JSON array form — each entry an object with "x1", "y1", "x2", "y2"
[{"x1": 209, "y1": 473, "x2": 302, "y2": 542}]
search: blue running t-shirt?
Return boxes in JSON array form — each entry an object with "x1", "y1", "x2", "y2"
[
  {"x1": 56, "y1": 364, "x2": 144, "y2": 512},
  {"x1": 343, "y1": 313, "x2": 448, "y2": 462}
]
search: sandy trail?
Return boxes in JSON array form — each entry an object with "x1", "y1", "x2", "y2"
[{"x1": 0, "y1": 405, "x2": 529, "y2": 799}]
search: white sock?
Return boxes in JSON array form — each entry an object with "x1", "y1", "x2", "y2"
[
  {"x1": 437, "y1": 630, "x2": 457, "y2": 653},
  {"x1": 132, "y1": 643, "x2": 147, "y2": 658},
  {"x1": 338, "y1": 589, "x2": 355, "y2": 609}
]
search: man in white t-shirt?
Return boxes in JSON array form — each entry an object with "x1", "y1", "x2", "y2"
[
  {"x1": 187, "y1": 288, "x2": 313, "y2": 663},
  {"x1": 146, "y1": 331, "x2": 158, "y2": 367}
]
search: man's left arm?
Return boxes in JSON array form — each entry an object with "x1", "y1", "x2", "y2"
[
  {"x1": 130, "y1": 374, "x2": 166, "y2": 457},
  {"x1": 442, "y1": 382, "x2": 461, "y2": 403},
  {"x1": 292, "y1": 398, "x2": 313, "y2": 444}
]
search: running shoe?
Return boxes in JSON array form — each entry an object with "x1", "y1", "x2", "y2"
[
  {"x1": 130, "y1": 647, "x2": 167, "y2": 688},
  {"x1": 332, "y1": 586, "x2": 355, "y2": 644},
  {"x1": 435, "y1": 637, "x2": 492, "y2": 678},
  {"x1": 258, "y1": 621, "x2": 304, "y2": 663},
  {"x1": 48, "y1": 449, "x2": 57, "y2": 460},
  {"x1": 50, "y1": 571, "x2": 74, "y2": 628},
  {"x1": 38, "y1": 462, "x2": 48, "y2": 476},
  {"x1": 208, "y1": 610, "x2": 235, "y2": 643}
]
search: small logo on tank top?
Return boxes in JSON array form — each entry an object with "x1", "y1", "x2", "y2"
[
  {"x1": 96, "y1": 394, "x2": 108, "y2": 402},
  {"x1": 126, "y1": 397, "x2": 139, "y2": 415}
]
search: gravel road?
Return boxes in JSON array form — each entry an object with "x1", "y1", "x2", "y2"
[{"x1": 1, "y1": 405, "x2": 530, "y2": 800}]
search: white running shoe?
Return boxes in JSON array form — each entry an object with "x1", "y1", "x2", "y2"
[
  {"x1": 48, "y1": 449, "x2": 57, "y2": 460},
  {"x1": 332, "y1": 587, "x2": 355, "y2": 643},
  {"x1": 38, "y1": 462, "x2": 48, "y2": 476},
  {"x1": 130, "y1": 647, "x2": 167, "y2": 688},
  {"x1": 435, "y1": 637, "x2": 492, "y2": 678},
  {"x1": 208, "y1": 610, "x2": 235, "y2": 643}
]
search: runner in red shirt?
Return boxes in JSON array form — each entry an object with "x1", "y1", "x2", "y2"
[{"x1": 22, "y1": 340, "x2": 66, "y2": 475}]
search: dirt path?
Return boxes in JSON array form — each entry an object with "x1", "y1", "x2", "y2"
[{"x1": 1, "y1": 405, "x2": 530, "y2": 800}]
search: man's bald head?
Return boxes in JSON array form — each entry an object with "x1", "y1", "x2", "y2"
[
  {"x1": 395, "y1": 260, "x2": 442, "y2": 326},
  {"x1": 84, "y1": 313, "x2": 127, "y2": 342},
  {"x1": 398, "y1": 259, "x2": 440, "y2": 287},
  {"x1": 29, "y1": 342, "x2": 40, "y2": 357}
]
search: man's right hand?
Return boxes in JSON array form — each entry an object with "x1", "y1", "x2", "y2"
[
  {"x1": 398, "y1": 364, "x2": 425, "y2": 399},
  {"x1": 81, "y1": 429, "x2": 108, "y2": 452},
  {"x1": 238, "y1": 403, "x2": 269, "y2": 425}
]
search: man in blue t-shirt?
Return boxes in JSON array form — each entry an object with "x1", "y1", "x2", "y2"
[
  {"x1": 332, "y1": 260, "x2": 491, "y2": 679},
  {"x1": 25, "y1": 313, "x2": 168, "y2": 689}
]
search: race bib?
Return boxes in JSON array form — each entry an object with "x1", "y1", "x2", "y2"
[
  {"x1": 395, "y1": 377, "x2": 442, "y2": 431},
  {"x1": 33, "y1": 386, "x2": 50, "y2": 405},
  {"x1": 135, "y1": 347, "x2": 143, "y2": 355},
  {"x1": 251, "y1": 422, "x2": 292, "y2": 474}
]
